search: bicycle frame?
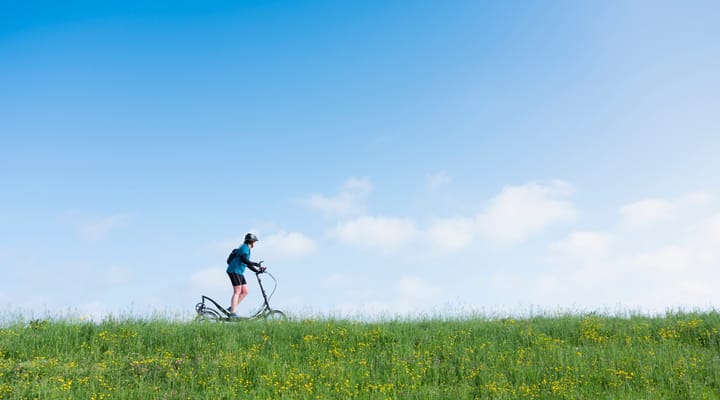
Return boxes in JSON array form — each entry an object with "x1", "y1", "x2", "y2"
[{"x1": 195, "y1": 271, "x2": 286, "y2": 321}]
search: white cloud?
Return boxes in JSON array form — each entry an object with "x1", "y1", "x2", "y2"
[
  {"x1": 427, "y1": 217, "x2": 475, "y2": 252},
  {"x1": 330, "y1": 276, "x2": 444, "y2": 317},
  {"x1": 620, "y1": 191, "x2": 712, "y2": 230},
  {"x1": 302, "y1": 177, "x2": 373, "y2": 217},
  {"x1": 189, "y1": 267, "x2": 228, "y2": 294},
  {"x1": 623, "y1": 273, "x2": 720, "y2": 312},
  {"x1": 260, "y1": 231, "x2": 317, "y2": 258},
  {"x1": 59, "y1": 212, "x2": 131, "y2": 240},
  {"x1": 702, "y1": 213, "x2": 720, "y2": 243},
  {"x1": 325, "y1": 180, "x2": 578, "y2": 253},
  {"x1": 682, "y1": 191, "x2": 713, "y2": 206},
  {"x1": 427, "y1": 171, "x2": 453, "y2": 190},
  {"x1": 477, "y1": 181, "x2": 577, "y2": 244},
  {"x1": 627, "y1": 245, "x2": 692, "y2": 273},
  {"x1": 84, "y1": 215, "x2": 129, "y2": 239},
  {"x1": 330, "y1": 216, "x2": 419, "y2": 251},
  {"x1": 620, "y1": 199, "x2": 675, "y2": 229},
  {"x1": 397, "y1": 275, "x2": 441, "y2": 301},
  {"x1": 536, "y1": 193, "x2": 720, "y2": 311},
  {"x1": 425, "y1": 181, "x2": 578, "y2": 251},
  {"x1": 550, "y1": 231, "x2": 614, "y2": 259},
  {"x1": 535, "y1": 275, "x2": 562, "y2": 295},
  {"x1": 677, "y1": 280, "x2": 714, "y2": 299},
  {"x1": 304, "y1": 180, "x2": 719, "y2": 315},
  {"x1": 303, "y1": 178, "x2": 584, "y2": 256}
]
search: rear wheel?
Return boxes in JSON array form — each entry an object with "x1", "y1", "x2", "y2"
[{"x1": 196, "y1": 309, "x2": 223, "y2": 322}]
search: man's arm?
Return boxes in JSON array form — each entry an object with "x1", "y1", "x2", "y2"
[{"x1": 239, "y1": 253, "x2": 262, "y2": 273}]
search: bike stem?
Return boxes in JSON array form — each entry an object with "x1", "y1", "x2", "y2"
[{"x1": 255, "y1": 272, "x2": 271, "y2": 308}]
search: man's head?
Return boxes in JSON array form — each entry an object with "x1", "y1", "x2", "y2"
[{"x1": 244, "y1": 233, "x2": 259, "y2": 247}]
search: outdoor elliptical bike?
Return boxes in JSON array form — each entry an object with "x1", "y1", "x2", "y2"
[{"x1": 195, "y1": 262, "x2": 286, "y2": 321}]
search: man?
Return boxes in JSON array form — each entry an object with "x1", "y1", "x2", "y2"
[{"x1": 226, "y1": 233, "x2": 266, "y2": 318}]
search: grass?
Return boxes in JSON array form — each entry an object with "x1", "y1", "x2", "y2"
[{"x1": 1, "y1": 312, "x2": 720, "y2": 399}]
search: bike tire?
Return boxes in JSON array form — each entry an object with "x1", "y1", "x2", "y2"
[
  {"x1": 196, "y1": 309, "x2": 223, "y2": 322},
  {"x1": 263, "y1": 310, "x2": 287, "y2": 321}
]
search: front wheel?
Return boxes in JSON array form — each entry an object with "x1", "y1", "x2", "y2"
[{"x1": 263, "y1": 310, "x2": 287, "y2": 321}]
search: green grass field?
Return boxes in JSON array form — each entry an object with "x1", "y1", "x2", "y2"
[{"x1": 2, "y1": 312, "x2": 719, "y2": 399}]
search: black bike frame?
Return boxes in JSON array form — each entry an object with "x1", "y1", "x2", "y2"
[
  {"x1": 199, "y1": 295, "x2": 232, "y2": 317},
  {"x1": 255, "y1": 272, "x2": 272, "y2": 310},
  {"x1": 196, "y1": 270, "x2": 279, "y2": 320}
]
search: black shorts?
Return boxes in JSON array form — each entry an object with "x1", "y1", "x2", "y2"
[{"x1": 228, "y1": 272, "x2": 247, "y2": 286}]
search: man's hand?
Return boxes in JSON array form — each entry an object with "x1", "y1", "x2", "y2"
[{"x1": 259, "y1": 266, "x2": 267, "y2": 273}]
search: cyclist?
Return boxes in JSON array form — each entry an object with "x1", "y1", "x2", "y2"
[{"x1": 226, "y1": 233, "x2": 266, "y2": 318}]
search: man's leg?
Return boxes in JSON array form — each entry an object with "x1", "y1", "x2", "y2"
[{"x1": 230, "y1": 284, "x2": 249, "y2": 314}]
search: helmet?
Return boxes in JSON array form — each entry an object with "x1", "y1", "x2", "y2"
[{"x1": 244, "y1": 233, "x2": 258, "y2": 243}]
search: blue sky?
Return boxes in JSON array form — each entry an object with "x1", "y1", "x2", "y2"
[{"x1": 2, "y1": 1, "x2": 720, "y2": 320}]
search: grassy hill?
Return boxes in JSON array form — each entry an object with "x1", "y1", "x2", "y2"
[{"x1": 1, "y1": 312, "x2": 719, "y2": 399}]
